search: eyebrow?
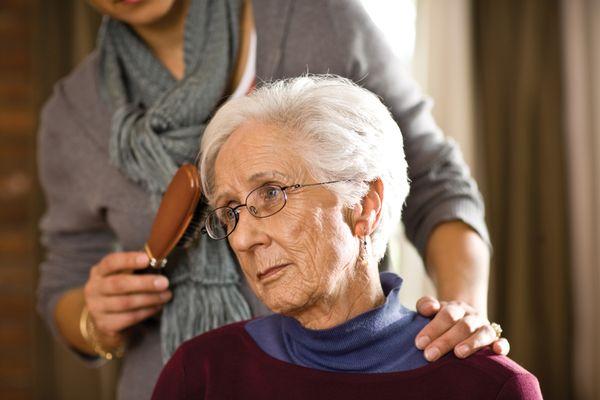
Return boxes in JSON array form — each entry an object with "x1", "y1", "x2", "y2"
[
  {"x1": 248, "y1": 170, "x2": 288, "y2": 182},
  {"x1": 213, "y1": 171, "x2": 289, "y2": 206}
]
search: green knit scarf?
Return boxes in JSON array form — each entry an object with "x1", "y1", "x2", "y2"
[{"x1": 98, "y1": 0, "x2": 251, "y2": 363}]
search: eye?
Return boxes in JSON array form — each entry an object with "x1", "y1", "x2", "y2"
[
  {"x1": 261, "y1": 186, "x2": 281, "y2": 202},
  {"x1": 224, "y1": 208, "x2": 236, "y2": 220},
  {"x1": 217, "y1": 208, "x2": 237, "y2": 227},
  {"x1": 246, "y1": 185, "x2": 285, "y2": 218}
]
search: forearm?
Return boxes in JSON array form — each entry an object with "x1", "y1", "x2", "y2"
[
  {"x1": 54, "y1": 287, "x2": 125, "y2": 357},
  {"x1": 54, "y1": 287, "x2": 96, "y2": 355},
  {"x1": 425, "y1": 221, "x2": 490, "y2": 317}
]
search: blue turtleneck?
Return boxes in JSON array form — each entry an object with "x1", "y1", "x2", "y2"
[{"x1": 245, "y1": 272, "x2": 430, "y2": 373}]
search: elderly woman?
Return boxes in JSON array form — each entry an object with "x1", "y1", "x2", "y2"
[{"x1": 151, "y1": 76, "x2": 541, "y2": 399}]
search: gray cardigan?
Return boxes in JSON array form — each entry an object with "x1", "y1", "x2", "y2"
[{"x1": 37, "y1": 0, "x2": 489, "y2": 398}]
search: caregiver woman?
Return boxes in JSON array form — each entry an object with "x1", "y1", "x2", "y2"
[{"x1": 36, "y1": 0, "x2": 505, "y2": 399}]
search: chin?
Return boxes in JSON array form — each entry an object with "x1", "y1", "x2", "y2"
[
  {"x1": 242, "y1": 262, "x2": 315, "y2": 316},
  {"x1": 256, "y1": 280, "x2": 312, "y2": 317},
  {"x1": 89, "y1": 0, "x2": 178, "y2": 26},
  {"x1": 262, "y1": 295, "x2": 305, "y2": 317}
]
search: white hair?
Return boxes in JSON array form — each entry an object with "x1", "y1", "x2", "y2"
[{"x1": 200, "y1": 75, "x2": 409, "y2": 262}]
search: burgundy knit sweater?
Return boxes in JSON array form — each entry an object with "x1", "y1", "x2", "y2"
[{"x1": 152, "y1": 321, "x2": 542, "y2": 399}]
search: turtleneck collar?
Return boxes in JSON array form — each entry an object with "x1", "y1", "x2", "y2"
[{"x1": 246, "y1": 272, "x2": 430, "y2": 373}]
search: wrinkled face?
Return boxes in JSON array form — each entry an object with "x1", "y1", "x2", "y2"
[
  {"x1": 86, "y1": 0, "x2": 180, "y2": 26},
  {"x1": 212, "y1": 121, "x2": 359, "y2": 316}
]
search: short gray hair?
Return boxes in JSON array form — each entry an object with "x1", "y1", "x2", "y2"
[{"x1": 200, "y1": 75, "x2": 408, "y2": 261}]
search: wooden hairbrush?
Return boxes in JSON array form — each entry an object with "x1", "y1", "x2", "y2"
[{"x1": 144, "y1": 164, "x2": 204, "y2": 269}]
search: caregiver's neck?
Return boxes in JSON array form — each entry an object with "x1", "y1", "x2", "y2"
[
  {"x1": 293, "y1": 261, "x2": 385, "y2": 330},
  {"x1": 130, "y1": 0, "x2": 191, "y2": 80}
]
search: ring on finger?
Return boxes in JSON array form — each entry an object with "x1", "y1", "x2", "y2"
[{"x1": 490, "y1": 322, "x2": 502, "y2": 339}]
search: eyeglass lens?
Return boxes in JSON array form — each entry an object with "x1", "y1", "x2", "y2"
[{"x1": 205, "y1": 185, "x2": 287, "y2": 239}]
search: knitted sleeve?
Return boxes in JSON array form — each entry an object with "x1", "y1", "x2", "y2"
[
  {"x1": 326, "y1": 0, "x2": 491, "y2": 258},
  {"x1": 36, "y1": 81, "x2": 116, "y2": 351}
]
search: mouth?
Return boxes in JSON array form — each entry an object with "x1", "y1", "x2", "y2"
[{"x1": 257, "y1": 263, "x2": 291, "y2": 282}]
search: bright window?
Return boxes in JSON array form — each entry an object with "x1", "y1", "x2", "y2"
[{"x1": 360, "y1": 0, "x2": 417, "y2": 67}]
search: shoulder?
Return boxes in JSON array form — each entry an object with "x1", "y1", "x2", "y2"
[
  {"x1": 444, "y1": 349, "x2": 542, "y2": 399},
  {"x1": 175, "y1": 320, "x2": 253, "y2": 361},
  {"x1": 40, "y1": 50, "x2": 110, "y2": 145},
  {"x1": 461, "y1": 349, "x2": 534, "y2": 380},
  {"x1": 285, "y1": 0, "x2": 371, "y2": 26},
  {"x1": 286, "y1": 0, "x2": 375, "y2": 50},
  {"x1": 39, "y1": 51, "x2": 110, "y2": 158},
  {"x1": 154, "y1": 321, "x2": 255, "y2": 399},
  {"x1": 41, "y1": 51, "x2": 102, "y2": 122},
  {"x1": 253, "y1": 0, "x2": 381, "y2": 79}
]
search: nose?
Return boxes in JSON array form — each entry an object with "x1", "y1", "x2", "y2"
[{"x1": 228, "y1": 207, "x2": 270, "y2": 252}]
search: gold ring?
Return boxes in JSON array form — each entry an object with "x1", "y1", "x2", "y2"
[{"x1": 491, "y1": 322, "x2": 503, "y2": 339}]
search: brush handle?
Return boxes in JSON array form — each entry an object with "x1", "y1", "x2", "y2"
[{"x1": 144, "y1": 164, "x2": 202, "y2": 269}]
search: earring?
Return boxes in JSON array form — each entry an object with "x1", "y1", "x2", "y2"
[{"x1": 359, "y1": 229, "x2": 368, "y2": 262}]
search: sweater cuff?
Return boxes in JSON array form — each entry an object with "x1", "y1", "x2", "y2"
[{"x1": 412, "y1": 198, "x2": 492, "y2": 260}]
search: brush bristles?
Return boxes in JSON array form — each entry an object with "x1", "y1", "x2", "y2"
[{"x1": 177, "y1": 203, "x2": 205, "y2": 248}]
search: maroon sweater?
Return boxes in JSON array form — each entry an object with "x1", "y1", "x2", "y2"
[{"x1": 152, "y1": 321, "x2": 541, "y2": 399}]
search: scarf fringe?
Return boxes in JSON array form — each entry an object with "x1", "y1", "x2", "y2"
[
  {"x1": 160, "y1": 281, "x2": 252, "y2": 363},
  {"x1": 99, "y1": 0, "x2": 249, "y2": 364}
]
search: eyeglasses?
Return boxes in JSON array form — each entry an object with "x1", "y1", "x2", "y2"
[{"x1": 202, "y1": 180, "x2": 349, "y2": 240}]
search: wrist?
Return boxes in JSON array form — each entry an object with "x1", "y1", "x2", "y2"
[
  {"x1": 437, "y1": 288, "x2": 488, "y2": 319},
  {"x1": 426, "y1": 221, "x2": 490, "y2": 315},
  {"x1": 79, "y1": 306, "x2": 126, "y2": 360}
]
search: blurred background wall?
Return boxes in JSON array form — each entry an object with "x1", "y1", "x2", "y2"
[{"x1": 0, "y1": 0, "x2": 598, "y2": 399}]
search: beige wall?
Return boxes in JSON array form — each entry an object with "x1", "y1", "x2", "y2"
[{"x1": 393, "y1": 0, "x2": 477, "y2": 309}]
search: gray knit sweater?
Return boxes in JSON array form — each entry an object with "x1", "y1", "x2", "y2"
[{"x1": 37, "y1": 1, "x2": 489, "y2": 399}]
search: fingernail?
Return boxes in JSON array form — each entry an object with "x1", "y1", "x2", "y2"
[
  {"x1": 457, "y1": 344, "x2": 469, "y2": 357},
  {"x1": 137, "y1": 254, "x2": 149, "y2": 265},
  {"x1": 154, "y1": 277, "x2": 169, "y2": 290},
  {"x1": 416, "y1": 336, "x2": 430, "y2": 349},
  {"x1": 424, "y1": 347, "x2": 440, "y2": 361}
]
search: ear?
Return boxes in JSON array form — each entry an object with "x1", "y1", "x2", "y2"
[{"x1": 353, "y1": 179, "x2": 384, "y2": 237}]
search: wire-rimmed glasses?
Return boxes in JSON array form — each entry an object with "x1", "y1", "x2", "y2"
[{"x1": 203, "y1": 180, "x2": 348, "y2": 240}]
